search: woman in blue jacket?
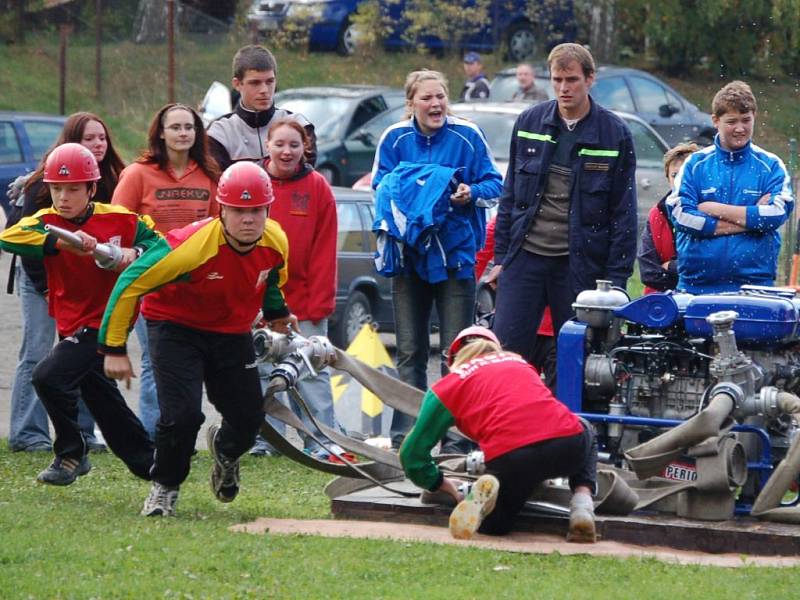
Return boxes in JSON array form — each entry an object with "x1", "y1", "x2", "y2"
[{"x1": 371, "y1": 69, "x2": 503, "y2": 451}]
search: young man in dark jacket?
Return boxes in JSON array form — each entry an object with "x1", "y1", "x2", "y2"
[
  {"x1": 488, "y1": 43, "x2": 637, "y2": 366},
  {"x1": 207, "y1": 45, "x2": 316, "y2": 170}
]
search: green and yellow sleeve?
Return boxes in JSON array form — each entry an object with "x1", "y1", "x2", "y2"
[
  {"x1": 0, "y1": 209, "x2": 56, "y2": 258},
  {"x1": 99, "y1": 222, "x2": 221, "y2": 354}
]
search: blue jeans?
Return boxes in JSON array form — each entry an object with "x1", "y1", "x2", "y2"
[
  {"x1": 255, "y1": 319, "x2": 338, "y2": 453},
  {"x1": 135, "y1": 316, "x2": 159, "y2": 439},
  {"x1": 9, "y1": 267, "x2": 96, "y2": 450},
  {"x1": 389, "y1": 271, "x2": 475, "y2": 447}
]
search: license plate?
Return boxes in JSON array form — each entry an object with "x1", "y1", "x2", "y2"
[{"x1": 662, "y1": 461, "x2": 697, "y2": 482}]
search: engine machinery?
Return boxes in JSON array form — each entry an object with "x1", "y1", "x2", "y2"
[{"x1": 558, "y1": 281, "x2": 800, "y2": 503}]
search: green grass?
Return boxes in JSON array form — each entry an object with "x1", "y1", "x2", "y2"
[
  {"x1": 1, "y1": 445, "x2": 800, "y2": 598},
  {"x1": 2, "y1": 33, "x2": 798, "y2": 166}
]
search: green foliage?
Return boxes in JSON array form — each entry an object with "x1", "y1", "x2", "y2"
[
  {"x1": 624, "y1": 0, "x2": 800, "y2": 79},
  {"x1": 526, "y1": 0, "x2": 580, "y2": 53},
  {"x1": 349, "y1": 0, "x2": 385, "y2": 55},
  {"x1": 388, "y1": 0, "x2": 492, "y2": 56}
]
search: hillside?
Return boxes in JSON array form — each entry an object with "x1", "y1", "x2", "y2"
[{"x1": 1, "y1": 32, "x2": 798, "y2": 164}]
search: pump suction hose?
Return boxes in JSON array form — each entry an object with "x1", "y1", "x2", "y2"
[{"x1": 624, "y1": 391, "x2": 736, "y2": 479}]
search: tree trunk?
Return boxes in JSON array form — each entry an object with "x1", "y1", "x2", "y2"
[
  {"x1": 134, "y1": 0, "x2": 168, "y2": 43},
  {"x1": 588, "y1": 0, "x2": 617, "y2": 64}
]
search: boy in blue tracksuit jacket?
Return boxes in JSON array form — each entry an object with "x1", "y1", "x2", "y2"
[{"x1": 667, "y1": 80, "x2": 794, "y2": 294}]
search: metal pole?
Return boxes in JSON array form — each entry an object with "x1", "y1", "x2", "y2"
[
  {"x1": 59, "y1": 24, "x2": 68, "y2": 115},
  {"x1": 786, "y1": 139, "x2": 798, "y2": 286},
  {"x1": 95, "y1": 0, "x2": 102, "y2": 98},
  {"x1": 167, "y1": 0, "x2": 175, "y2": 103}
]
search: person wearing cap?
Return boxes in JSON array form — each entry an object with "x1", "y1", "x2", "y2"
[
  {"x1": 459, "y1": 52, "x2": 491, "y2": 102},
  {"x1": 398, "y1": 325, "x2": 598, "y2": 542},
  {"x1": 99, "y1": 161, "x2": 297, "y2": 517},
  {"x1": 0, "y1": 142, "x2": 160, "y2": 487}
]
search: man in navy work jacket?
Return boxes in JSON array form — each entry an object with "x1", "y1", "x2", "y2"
[{"x1": 487, "y1": 43, "x2": 637, "y2": 372}]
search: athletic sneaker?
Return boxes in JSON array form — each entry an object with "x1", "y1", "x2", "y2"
[
  {"x1": 36, "y1": 455, "x2": 91, "y2": 486},
  {"x1": 448, "y1": 474, "x2": 500, "y2": 540},
  {"x1": 206, "y1": 424, "x2": 240, "y2": 503},
  {"x1": 567, "y1": 493, "x2": 597, "y2": 543},
  {"x1": 141, "y1": 482, "x2": 179, "y2": 517}
]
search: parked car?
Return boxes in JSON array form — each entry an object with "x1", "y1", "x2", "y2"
[
  {"x1": 275, "y1": 85, "x2": 406, "y2": 185},
  {"x1": 247, "y1": 0, "x2": 576, "y2": 61},
  {"x1": 329, "y1": 186, "x2": 393, "y2": 347},
  {"x1": 0, "y1": 111, "x2": 66, "y2": 218},
  {"x1": 489, "y1": 65, "x2": 715, "y2": 147}
]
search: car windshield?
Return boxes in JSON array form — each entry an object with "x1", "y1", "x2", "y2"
[
  {"x1": 453, "y1": 111, "x2": 516, "y2": 162},
  {"x1": 274, "y1": 95, "x2": 352, "y2": 140}
]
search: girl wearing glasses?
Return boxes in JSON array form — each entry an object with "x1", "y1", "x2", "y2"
[{"x1": 111, "y1": 103, "x2": 221, "y2": 439}]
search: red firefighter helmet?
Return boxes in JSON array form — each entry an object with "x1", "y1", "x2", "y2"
[
  {"x1": 216, "y1": 162, "x2": 274, "y2": 208},
  {"x1": 43, "y1": 143, "x2": 101, "y2": 183},
  {"x1": 446, "y1": 325, "x2": 501, "y2": 367}
]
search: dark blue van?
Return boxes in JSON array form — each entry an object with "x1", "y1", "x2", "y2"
[{"x1": 247, "y1": 0, "x2": 575, "y2": 60}]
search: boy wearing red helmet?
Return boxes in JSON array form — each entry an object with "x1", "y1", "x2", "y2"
[
  {"x1": 0, "y1": 143, "x2": 160, "y2": 486},
  {"x1": 399, "y1": 326, "x2": 598, "y2": 542},
  {"x1": 100, "y1": 161, "x2": 296, "y2": 517}
]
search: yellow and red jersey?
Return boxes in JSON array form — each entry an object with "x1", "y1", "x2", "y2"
[
  {"x1": 99, "y1": 217, "x2": 289, "y2": 354},
  {"x1": 0, "y1": 203, "x2": 160, "y2": 336}
]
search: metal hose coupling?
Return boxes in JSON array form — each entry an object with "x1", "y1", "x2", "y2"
[
  {"x1": 44, "y1": 223, "x2": 124, "y2": 270},
  {"x1": 743, "y1": 386, "x2": 800, "y2": 418},
  {"x1": 266, "y1": 335, "x2": 337, "y2": 393},
  {"x1": 252, "y1": 328, "x2": 307, "y2": 363},
  {"x1": 465, "y1": 450, "x2": 485, "y2": 475}
]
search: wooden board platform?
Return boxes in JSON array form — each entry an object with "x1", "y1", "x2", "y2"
[{"x1": 330, "y1": 482, "x2": 800, "y2": 557}]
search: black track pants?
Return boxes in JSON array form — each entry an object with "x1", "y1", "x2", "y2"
[
  {"x1": 480, "y1": 420, "x2": 597, "y2": 535},
  {"x1": 32, "y1": 327, "x2": 154, "y2": 480},
  {"x1": 147, "y1": 320, "x2": 264, "y2": 488}
]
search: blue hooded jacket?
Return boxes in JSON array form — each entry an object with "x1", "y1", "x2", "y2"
[{"x1": 667, "y1": 136, "x2": 795, "y2": 294}]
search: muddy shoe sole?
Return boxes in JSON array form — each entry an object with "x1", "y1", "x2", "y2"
[
  {"x1": 449, "y1": 474, "x2": 499, "y2": 540},
  {"x1": 567, "y1": 506, "x2": 597, "y2": 543}
]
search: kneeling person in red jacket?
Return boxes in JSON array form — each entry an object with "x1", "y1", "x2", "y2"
[
  {"x1": 0, "y1": 143, "x2": 160, "y2": 486},
  {"x1": 399, "y1": 326, "x2": 597, "y2": 542},
  {"x1": 100, "y1": 162, "x2": 297, "y2": 517}
]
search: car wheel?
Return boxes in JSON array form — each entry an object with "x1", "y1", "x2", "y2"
[
  {"x1": 332, "y1": 290, "x2": 373, "y2": 348},
  {"x1": 506, "y1": 22, "x2": 537, "y2": 62},
  {"x1": 336, "y1": 20, "x2": 359, "y2": 56},
  {"x1": 317, "y1": 165, "x2": 338, "y2": 185}
]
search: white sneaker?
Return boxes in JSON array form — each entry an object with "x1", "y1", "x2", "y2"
[
  {"x1": 448, "y1": 474, "x2": 500, "y2": 540},
  {"x1": 567, "y1": 493, "x2": 596, "y2": 543},
  {"x1": 141, "y1": 482, "x2": 179, "y2": 517}
]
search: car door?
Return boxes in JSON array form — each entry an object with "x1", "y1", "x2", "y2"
[
  {"x1": 342, "y1": 105, "x2": 405, "y2": 184},
  {"x1": 591, "y1": 76, "x2": 636, "y2": 114},
  {"x1": 623, "y1": 116, "x2": 669, "y2": 235},
  {"x1": 332, "y1": 95, "x2": 387, "y2": 185},
  {"x1": 627, "y1": 75, "x2": 696, "y2": 146},
  {"x1": 0, "y1": 119, "x2": 27, "y2": 217}
]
